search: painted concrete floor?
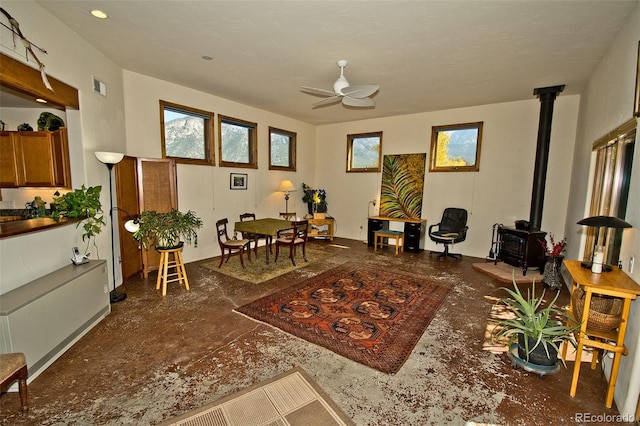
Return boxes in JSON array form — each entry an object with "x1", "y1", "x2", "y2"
[{"x1": 0, "y1": 238, "x2": 626, "y2": 425}]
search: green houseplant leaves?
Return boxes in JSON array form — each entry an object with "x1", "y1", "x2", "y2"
[
  {"x1": 131, "y1": 210, "x2": 203, "y2": 249},
  {"x1": 51, "y1": 185, "x2": 105, "y2": 253},
  {"x1": 491, "y1": 275, "x2": 580, "y2": 367}
]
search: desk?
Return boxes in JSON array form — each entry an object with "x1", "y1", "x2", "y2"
[
  {"x1": 367, "y1": 216, "x2": 426, "y2": 253},
  {"x1": 563, "y1": 260, "x2": 640, "y2": 408},
  {"x1": 234, "y1": 218, "x2": 292, "y2": 264}
]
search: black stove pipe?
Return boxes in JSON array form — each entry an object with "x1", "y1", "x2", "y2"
[{"x1": 529, "y1": 85, "x2": 565, "y2": 231}]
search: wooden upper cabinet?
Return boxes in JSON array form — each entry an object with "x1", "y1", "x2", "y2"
[
  {"x1": 0, "y1": 131, "x2": 20, "y2": 187},
  {"x1": 0, "y1": 128, "x2": 71, "y2": 188}
]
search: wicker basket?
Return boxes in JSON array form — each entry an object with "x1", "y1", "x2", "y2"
[{"x1": 571, "y1": 286, "x2": 622, "y2": 333}]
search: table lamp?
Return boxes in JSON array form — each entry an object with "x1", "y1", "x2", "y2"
[
  {"x1": 577, "y1": 215, "x2": 632, "y2": 272},
  {"x1": 277, "y1": 180, "x2": 296, "y2": 213}
]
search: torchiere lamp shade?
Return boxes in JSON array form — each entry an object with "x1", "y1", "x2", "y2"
[{"x1": 94, "y1": 151, "x2": 125, "y2": 165}]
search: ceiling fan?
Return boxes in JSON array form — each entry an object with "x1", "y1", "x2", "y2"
[{"x1": 301, "y1": 60, "x2": 379, "y2": 108}]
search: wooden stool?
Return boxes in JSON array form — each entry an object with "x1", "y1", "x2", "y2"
[
  {"x1": 156, "y1": 245, "x2": 189, "y2": 296},
  {"x1": 0, "y1": 353, "x2": 28, "y2": 414},
  {"x1": 374, "y1": 230, "x2": 405, "y2": 255}
]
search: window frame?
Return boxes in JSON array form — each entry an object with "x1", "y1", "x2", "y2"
[
  {"x1": 268, "y1": 126, "x2": 297, "y2": 171},
  {"x1": 346, "y1": 131, "x2": 383, "y2": 173},
  {"x1": 218, "y1": 115, "x2": 258, "y2": 169},
  {"x1": 429, "y1": 121, "x2": 483, "y2": 172},
  {"x1": 159, "y1": 100, "x2": 214, "y2": 166}
]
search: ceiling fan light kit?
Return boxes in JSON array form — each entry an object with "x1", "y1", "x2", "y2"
[{"x1": 301, "y1": 60, "x2": 379, "y2": 108}]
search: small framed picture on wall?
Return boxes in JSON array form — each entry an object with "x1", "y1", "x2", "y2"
[{"x1": 230, "y1": 173, "x2": 248, "y2": 190}]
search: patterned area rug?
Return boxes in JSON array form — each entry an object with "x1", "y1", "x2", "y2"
[
  {"x1": 200, "y1": 245, "x2": 334, "y2": 284},
  {"x1": 235, "y1": 262, "x2": 451, "y2": 374},
  {"x1": 159, "y1": 367, "x2": 355, "y2": 425}
]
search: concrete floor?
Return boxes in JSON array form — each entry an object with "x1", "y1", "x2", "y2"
[{"x1": 0, "y1": 238, "x2": 627, "y2": 425}]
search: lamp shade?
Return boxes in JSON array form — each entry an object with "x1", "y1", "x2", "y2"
[
  {"x1": 94, "y1": 151, "x2": 125, "y2": 165},
  {"x1": 124, "y1": 219, "x2": 140, "y2": 233},
  {"x1": 577, "y1": 215, "x2": 632, "y2": 229},
  {"x1": 277, "y1": 180, "x2": 296, "y2": 193}
]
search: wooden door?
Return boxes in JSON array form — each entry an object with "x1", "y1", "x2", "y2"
[
  {"x1": 115, "y1": 157, "x2": 177, "y2": 280},
  {"x1": 115, "y1": 156, "x2": 142, "y2": 281},
  {"x1": 138, "y1": 158, "x2": 177, "y2": 277}
]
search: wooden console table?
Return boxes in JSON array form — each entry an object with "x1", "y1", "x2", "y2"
[
  {"x1": 563, "y1": 259, "x2": 640, "y2": 408},
  {"x1": 367, "y1": 216, "x2": 426, "y2": 253},
  {"x1": 307, "y1": 217, "x2": 335, "y2": 240}
]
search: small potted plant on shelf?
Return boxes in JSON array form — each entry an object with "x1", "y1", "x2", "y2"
[
  {"x1": 129, "y1": 209, "x2": 203, "y2": 249},
  {"x1": 491, "y1": 276, "x2": 579, "y2": 368},
  {"x1": 51, "y1": 185, "x2": 105, "y2": 253}
]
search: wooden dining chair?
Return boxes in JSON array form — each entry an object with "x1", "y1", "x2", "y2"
[
  {"x1": 239, "y1": 213, "x2": 272, "y2": 256},
  {"x1": 274, "y1": 220, "x2": 309, "y2": 266},
  {"x1": 216, "y1": 218, "x2": 252, "y2": 268}
]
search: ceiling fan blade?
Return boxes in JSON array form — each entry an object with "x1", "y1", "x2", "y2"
[
  {"x1": 340, "y1": 84, "x2": 380, "y2": 99},
  {"x1": 313, "y1": 95, "x2": 342, "y2": 108},
  {"x1": 342, "y1": 96, "x2": 375, "y2": 107},
  {"x1": 301, "y1": 86, "x2": 337, "y2": 97}
]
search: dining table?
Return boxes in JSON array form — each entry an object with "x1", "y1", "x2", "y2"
[{"x1": 234, "y1": 218, "x2": 293, "y2": 264}]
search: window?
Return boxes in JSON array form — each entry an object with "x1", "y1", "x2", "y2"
[
  {"x1": 218, "y1": 115, "x2": 258, "y2": 168},
  {"x1": 429, "y1": 122, "x2": 483, "y2": 172},
  {"x1": 160, "y1": 100, "x2": 214, "y2": 166},
  {"x1": 583, "y1": 119, "x2": 636, "y2": 267},
  {"x1": 347, "y1": 131, "x2": 382, "y2": 172},
  {"x1": 269, "y1": 127, "x2": 296, "y2": 171}
]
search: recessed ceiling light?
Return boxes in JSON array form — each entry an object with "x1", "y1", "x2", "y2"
[
  {"x1": 35, "y1": 98, "x2": 47, "y2": 104},
  {"x1": 91, "y1": 10, "x2": 108, "y2": 19},
  {"x1": 201, "y1": 55, "x2": 213, "y2": 61}
]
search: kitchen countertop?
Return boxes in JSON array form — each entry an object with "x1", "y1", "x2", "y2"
[{"x1": 0, "y1": 217, "x2": 80, "y2": 239}]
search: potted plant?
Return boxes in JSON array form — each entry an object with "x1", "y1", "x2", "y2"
[
  {"x1": 491, "y1": 277, "x2": 579, "y2": 367},
  {"x1": 51, "y1": 185, "x2": 105, "y2": 253},
  {"x1": 130, "y1": 209, "x2": 203, "y2": 249}
]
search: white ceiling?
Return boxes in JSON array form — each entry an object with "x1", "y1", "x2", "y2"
[{"x1": 27, "y1": 1, "x2": 640, "y2": 125}]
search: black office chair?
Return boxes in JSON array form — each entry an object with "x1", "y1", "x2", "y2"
[{"x1": 429, "y1": 208, "x2": 468, "y2": 261}]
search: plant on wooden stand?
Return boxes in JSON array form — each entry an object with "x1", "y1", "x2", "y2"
[
  {"x1": 130, "y1": 209, "x2": 203, "y2": 249},
  {"x1": 491, "y1": 276, "x2": 580, "y2": 367}
]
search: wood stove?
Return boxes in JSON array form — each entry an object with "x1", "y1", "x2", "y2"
[
  {"x1": 498, "y1": 226, "x2": 546, "y2": 275},
  {"x1": 496, "y1": 85, "x2": 564, "y2": 275}
]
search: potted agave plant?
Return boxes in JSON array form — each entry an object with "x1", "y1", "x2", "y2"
[
  {"x1": 491, "y1": 277, "x2": 579, "y2": 368},
  {"x1": 129, "y1": 209, "x2": 203, "y2": 249}
]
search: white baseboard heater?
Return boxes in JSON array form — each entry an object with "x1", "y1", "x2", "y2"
[{"x1": 0, "y1": 260, "x2": 111, "y2": 382}]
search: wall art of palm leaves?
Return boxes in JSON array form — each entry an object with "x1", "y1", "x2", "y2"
[{"x1": 379, "y1": 154, "x2": 426, "y2": 218}]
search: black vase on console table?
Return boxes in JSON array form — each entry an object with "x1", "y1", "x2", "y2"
[{"x1": 497, "y1": 226, "x2": 547, "y2": 276}]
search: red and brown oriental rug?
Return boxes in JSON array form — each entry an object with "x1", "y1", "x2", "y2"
[{"x1": 235, "y1": 262, "x2": 451, "y2": 374}]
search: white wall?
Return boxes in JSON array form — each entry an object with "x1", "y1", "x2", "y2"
[
  {"x1": 122, "y1": 71, "x2": 317, "y2": 263},
  {"x1": 564, "y1": 3, "x2": 640, "y2": 417},
  {"x1": 0, "y1": 0, "x2": 126, "y2": 293},
  {"x1": 315, "y1": 96, "x2": 579, "y2": 258}
]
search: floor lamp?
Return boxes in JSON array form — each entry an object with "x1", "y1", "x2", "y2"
[
  {"x1": 95, "y1": 151, "x2": 127, "y2": 304},
  {"x1": 277, "y1": 180, "x2": 296, "y2": 213},
  {"x1": 577, "y1": 215, "x2": 632, "y2": 271}
]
